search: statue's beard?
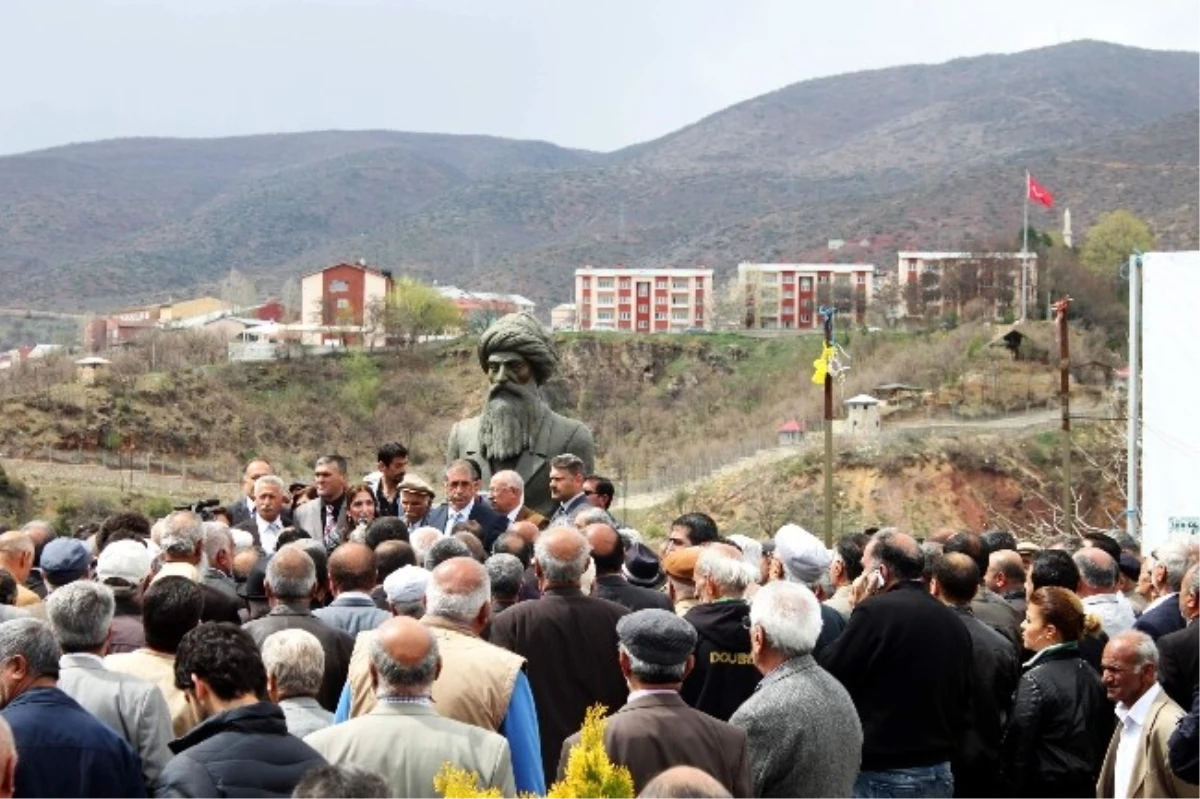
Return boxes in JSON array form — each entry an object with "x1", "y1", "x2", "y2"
[{"x1": 479, "y1": 381, "x2": 544, "y2": 462}]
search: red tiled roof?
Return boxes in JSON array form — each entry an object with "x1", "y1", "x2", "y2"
[{"x1": 778, "y1": 419, "x2": 804, "y2": 433}]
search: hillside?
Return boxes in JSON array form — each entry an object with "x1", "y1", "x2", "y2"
[{"x1": 0, "y1": 40, "x2": 1196, "y2": 311}]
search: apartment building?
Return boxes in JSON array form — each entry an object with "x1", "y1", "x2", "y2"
[
  {"x1": 895, "y1": 251, "x2": 1036, "y2": 320},
  {"x1": 574, "y1": 266, "x2": 713, "y2": 332},
  {"x1": 737, "y1": 263, "x2": 875, "y2": 331}
]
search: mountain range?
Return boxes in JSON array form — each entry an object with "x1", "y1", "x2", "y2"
[{"x1": 0, "y1": 39, "x2": 1196, "y2": 312}]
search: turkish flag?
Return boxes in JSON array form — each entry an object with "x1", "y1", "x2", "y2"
[{"x1": 1028, "y1": 174, "x2": 1054, "y2": 207}]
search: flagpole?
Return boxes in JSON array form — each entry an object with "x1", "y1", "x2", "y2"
[{"x1": 1021, "y1": 171, "x2": 1029, "y2": 320}]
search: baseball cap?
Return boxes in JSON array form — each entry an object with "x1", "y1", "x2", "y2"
[
  {"x1": 40, "y1": 538, "x2": 92, "y2": 584},
  {"x1": 96, "y1": 540, "x2": 154, "y2": 587},
  {"x1": 663, "y1": 546, "x2": 702, "y2": 583}
]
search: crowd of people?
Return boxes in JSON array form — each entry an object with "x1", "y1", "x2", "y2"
[{"x1": 0, "y1": 444, "x2": 1196, "y2": 799}]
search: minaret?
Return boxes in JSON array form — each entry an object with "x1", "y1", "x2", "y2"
[{"x1": 1063, "y1": 207, "x2": 1073, "y2": 248}]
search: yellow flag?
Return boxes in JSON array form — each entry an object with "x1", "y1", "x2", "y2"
[{"x1": 812, "y1": 345, "x2": 833, "y2": 385}]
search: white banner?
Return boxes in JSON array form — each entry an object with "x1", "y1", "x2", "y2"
[{"x1": 1140, "y1": 251, "x2": 1200, "y2": 553}]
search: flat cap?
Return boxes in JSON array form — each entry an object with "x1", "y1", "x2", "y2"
[
  {"x1": 1118, "y1": 552, "x2": 1142, "y2": 582},
  {"x1": 1016, "y1": 540, "x2": 1042, "y2": 555},
  {"x1": 40, "y1": 538, "x2": 92, "y2": 581},
  {"x1": 617, "y1": 609, "x2": 697, "y2": 666},
  {"x1": 398, "y1": 473, "x2": 436, "y2": 498},
  {"x1": 383, "y1": 564, "x2": 431, "y2": 604},
  {"x1": 662, "y1": 546, "x2": 702, "y2": 582},
  {"x1": 774, "y1": 524, "x2": 830, "y2": 584}
]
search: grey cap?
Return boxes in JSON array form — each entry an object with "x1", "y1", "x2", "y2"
[
  {"x1": 774, "y1": 524, "x2": 831, "y2": 584},
  {"x1": 616, "y1": 609, "x2": 697, "y2": 666}
]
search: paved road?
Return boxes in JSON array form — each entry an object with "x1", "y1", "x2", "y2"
[{"x1": 620, "y1": 401, "x2": 1105, "y2": 511}]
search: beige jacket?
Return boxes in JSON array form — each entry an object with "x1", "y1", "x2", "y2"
[
  {"x1": 1097, "y1": 689, "x2": 1198, "y2": 799},
  {"x1": 105, "y1": 648, "x2": 202, "y2": 738},
  {"x1": 347, "y1": 614, "x2": 525, "y2": 731}
]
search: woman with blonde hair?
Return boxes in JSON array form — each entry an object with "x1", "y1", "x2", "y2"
[{"x1": 1001, "y1": 586, "x2": 1112, "y2": 796}]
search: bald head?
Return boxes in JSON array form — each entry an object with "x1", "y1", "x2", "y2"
[
  {"x1": 866, "y1": 531, "x2": 924, "y2": 585},
  {"x1": 586, "y1": 523, "x2": 624, "y2": 574},
  {"x1": 1074, "y1": 547, "x2": 1118, "y2": 596},
  {"x1": 328, "y1": 542, "x2": 376, "y2": 595},
  {"x1": 535, "y1": 527, "x2": 591, "y2": 586},
  {"x1": 369, "y1": 616, "x2": 440, "y2": 698},
  {"x1": 0, "y1": 531, "x2": 35, "y2": 583},
  {"x1": 985, "y1": 549, "x2": 1026, "y2": 595},
  {"x1": 639, "y1": 766, "x2": 732, "y2": 799},
  {"x1": 509, "y1": 520, "x2": 539, "y2": 545}
]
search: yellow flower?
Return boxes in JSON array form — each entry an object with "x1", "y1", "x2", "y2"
[
  {"x1": 546, "y1": 704, "x2": 635, "y2": 799},
  {"x1": 433, "y1": 763, "x2": 503, "y2": 799}
]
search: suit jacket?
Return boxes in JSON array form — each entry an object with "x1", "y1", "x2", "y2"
[
  {"x1": 447, "y1": 408, "x2": 596, "y2": 516},
  {"x1": 547, "y1": 493, "x2": 590, "y2": 528},
  {"x1": 559, "y1": 692, "x2": 751, "y2": 797},
  {"x1": 1157, "y1": 621, "x2": 1199, "y2": 710},
  {"x1": 1097, "y1": 689, "x2": 1195, "y2": 798},
  {"x1": 57, "y1": 653, "x2": 173, "y2": 792},
  {"x1": 1134, "y1": 595, "x2": 1187, "y2": 640},
  {"x1": 489, "y1": 586, "x2": 628, "y2": 787},
  {"x1": 292, "y1": 496, "x2": 350, "y2": 550},
  {"x1": 304, "y1": 703, "x2": 515, "y2": 798},
  {"x1": 425, "y1": 500, "x2": 509, "y2": 552},
  {"x1": 593, "y1": 573, "x2": 672, "y2": 613},
  {"x1": 243, "y1": 604, "x2": 354, "y2": 712},
  {"x1": 313, "y1": 594, "x2": 391, "y2": 638},
  {"x1": 229, "y1": 498, "x2": 292, "y2": 530},
  {"x1": 729, "y1": 655, "x2": 863, "y2": 798}
]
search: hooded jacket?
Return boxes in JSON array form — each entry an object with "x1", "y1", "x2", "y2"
[
  {"x1": 681, "y1": 599, "x2": 759, "y2": 721},
  {"x1": 155, "y1": 702, "x2": 325, "y2": 798}
]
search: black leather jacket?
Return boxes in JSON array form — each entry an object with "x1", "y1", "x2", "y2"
[{"x1": 1000, "y1": 643, "x2": 1113, "y2": 797}]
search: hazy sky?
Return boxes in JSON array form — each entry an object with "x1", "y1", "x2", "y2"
[{"x1": 1, "y1": 0, "x2": 1196, "y2": 156}]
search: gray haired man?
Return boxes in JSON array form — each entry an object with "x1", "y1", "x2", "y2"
[
  {"x1": 261, "y1": 629, "x2": 333, "y2": 739},
  {"x1": 559, "y1": 609, "x2": 751, "y2": 797},
  {"x1": 304, "y1": 616, "x2": 515, "y2": 797},
  {"x1": 46, "y1": 581, "x2": 174, "y2": 793},
  {"x1": 730, "y1": 581, "x2": 863, "y2": 798}
]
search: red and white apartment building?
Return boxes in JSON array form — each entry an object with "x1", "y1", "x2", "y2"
[
  {"x1": 737, "y1": 262, "x2": 875, "y2": 331},
  {"x1": 574, "y1": 266, "x2": 713, "y2": 332},
  {"x1": 895, "y1": 251, "x2": 1036, "y2": 320},
  {"x1": 300, "y1": 261, "x2": 394, "y2": 347}
]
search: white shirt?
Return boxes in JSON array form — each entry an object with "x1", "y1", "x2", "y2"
[
  {"x1": 1082, "y1": 592, "x2": 1138, "y2": 637},
  {"x1": 1113, "y1": 682, "x2": 1162, "y2": 799},
  {"x1": 626, "y1": 689, "x2": 678, "y2": 703},
  {"x1": 256, "y1": 515, "x2": 284, "y2": 554},
  {"x1": 445, "y1": 500, "x2": 474, "y2": 536}
]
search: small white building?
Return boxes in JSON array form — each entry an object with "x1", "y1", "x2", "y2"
[
  {"x1": 844, "y1": 394, "x2": 882, "y2": 438},
  {"x1": 75, "y1": 356, "x2": 111, "y2": 385}
]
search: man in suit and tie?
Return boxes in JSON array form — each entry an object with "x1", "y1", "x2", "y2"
[
  {"x1": 235, "y1": 475, "x2": 290, "y2": 554},
  {"x1": 425, "y1": 461, "x2": 509, "y2": 552},
  {"x1": 488, "y1": 470, "x2": 548, "y2": 530},
  {"x1": 557, "y1": 608, "x2": 751, "y2": 797},
  {"x1": 294, "y1": 455, "x2": 353, "y2": 552},
  {"x1": 1097, "y1": 630, "x2": 1195, "y2": 798},
  {"x1": 546, "y1": 454, "x2": 591, "y2": 528},
  {"x1": 227, "y1": 458, "x2": 273, "y2": 528},
  {"x1": 304, "y1": 616, "x2": 515, "y2": 797},
  {"x1": 446, "y1": 312, "x2": 594, "y2": 517}
]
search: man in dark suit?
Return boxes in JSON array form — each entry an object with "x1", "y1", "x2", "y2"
[
  {"x1": 490, "y1": 527, "x2": 629, "y2": 788},
  {"x1": 1135, "y1": 537, "x2": 1196, "y2": 640},
  {"x1": 545, "y1": 455, "x2": 591, "y2": 528},
  {"x1": 228, "y1": 459, "x2": 273, "y2": 528},
  {"x1": 425, "y1": 460, "x2": 508, "y2": 552},
  {"x1": 586, "y1": 523, "x2": 671, "y2": 613},
  {"x1": 234, "y1": 475, "x2": 292, "y2": 554},
  {"x1": 293, "y1": 455, "x2": 352, "y2": 552},
  {"x1": 242, "y1": 547, "x2": 353, "y2": 712},
  {"x1": 557, "y1": 609, "x2": 750, "y2": 797},
  {"x1": 819, "y1": 530, "x2": 972, "y2": 799},
  {"x1": 1157, "y1": 565, "x2": 1199, "y2": 709}
]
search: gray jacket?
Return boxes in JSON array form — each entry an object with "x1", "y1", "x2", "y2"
[
  {"x1": 313, "y1": 594, "x2": 391, "y2": 638},
  {"x1": 57, "y1": 652, "x2": 174, "y2": 792},
  {"x1": 279, "y1": 696, "x2": 333, "y2": 740},
  {"x1": 728, "y1": 654, "x2": 863, "y2": 798}
]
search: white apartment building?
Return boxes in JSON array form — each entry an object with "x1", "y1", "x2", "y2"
[
  {"x1": 895, "y1": 251, "x2": 1036, "y2": 320},
  {"x1": 574, "y1": 266, "x2": 713, "y2": 332},
  {"x1": 737, "y1": 263, "x2": 875, "y2": 331}
]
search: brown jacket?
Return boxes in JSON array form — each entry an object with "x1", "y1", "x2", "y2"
[
  {"x1": 347, "y1": 615, "x2": 525, "y2": 732},
  {"x1": 515, "y1": 505, "x2": 549, "y2": 530},
  {"x1": 558, "y1": 692, "x2": 751, "y2": 797},
  {"x1": 1097, "y1": 689, "x2": 1197, "y2": 798}
]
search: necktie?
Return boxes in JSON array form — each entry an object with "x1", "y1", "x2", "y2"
[{"x1": 323, "y1": 507, "x2": 338, "y2": 550}]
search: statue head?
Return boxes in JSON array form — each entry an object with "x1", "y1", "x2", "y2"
[
  {"x1": 477, "y1": 312, "x2": 559, "y2": 387},
  {"x1": 476, "y1": 313, "x2": 557, "y2": 463}
]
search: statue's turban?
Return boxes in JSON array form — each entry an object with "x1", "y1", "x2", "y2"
[{"x1": 477, "y1": 312, "x2": 559, "y2": 385}]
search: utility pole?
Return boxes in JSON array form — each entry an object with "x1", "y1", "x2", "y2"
[
  {"x1": 821, "y1": 307, "x2": 835, "y2": 547},
  {"x1": 1055, "y1": 297, "x2": 1071, "y2": 533},
  {"x1": 1126, "y1": 254, "x2": 1141, "y2": 543}
]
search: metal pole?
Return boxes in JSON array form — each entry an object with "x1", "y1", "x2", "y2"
[
  {"x1": 1056, "y1": 298, "x2": 1072, "y2": 533},
  {"x1": 1021, "y1": 172, "x2": 1029, "y2": 320},
  {"x1": 1126, "y1": 255, "x2": 1141, "y2": 544},
  {"x1": 823, "y1": 308, "x2": 835, "y2": 548}
]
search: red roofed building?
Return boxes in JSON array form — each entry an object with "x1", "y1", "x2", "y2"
[{"x1": 777, "y1": 418, "x2": 806, "y2": 446}]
